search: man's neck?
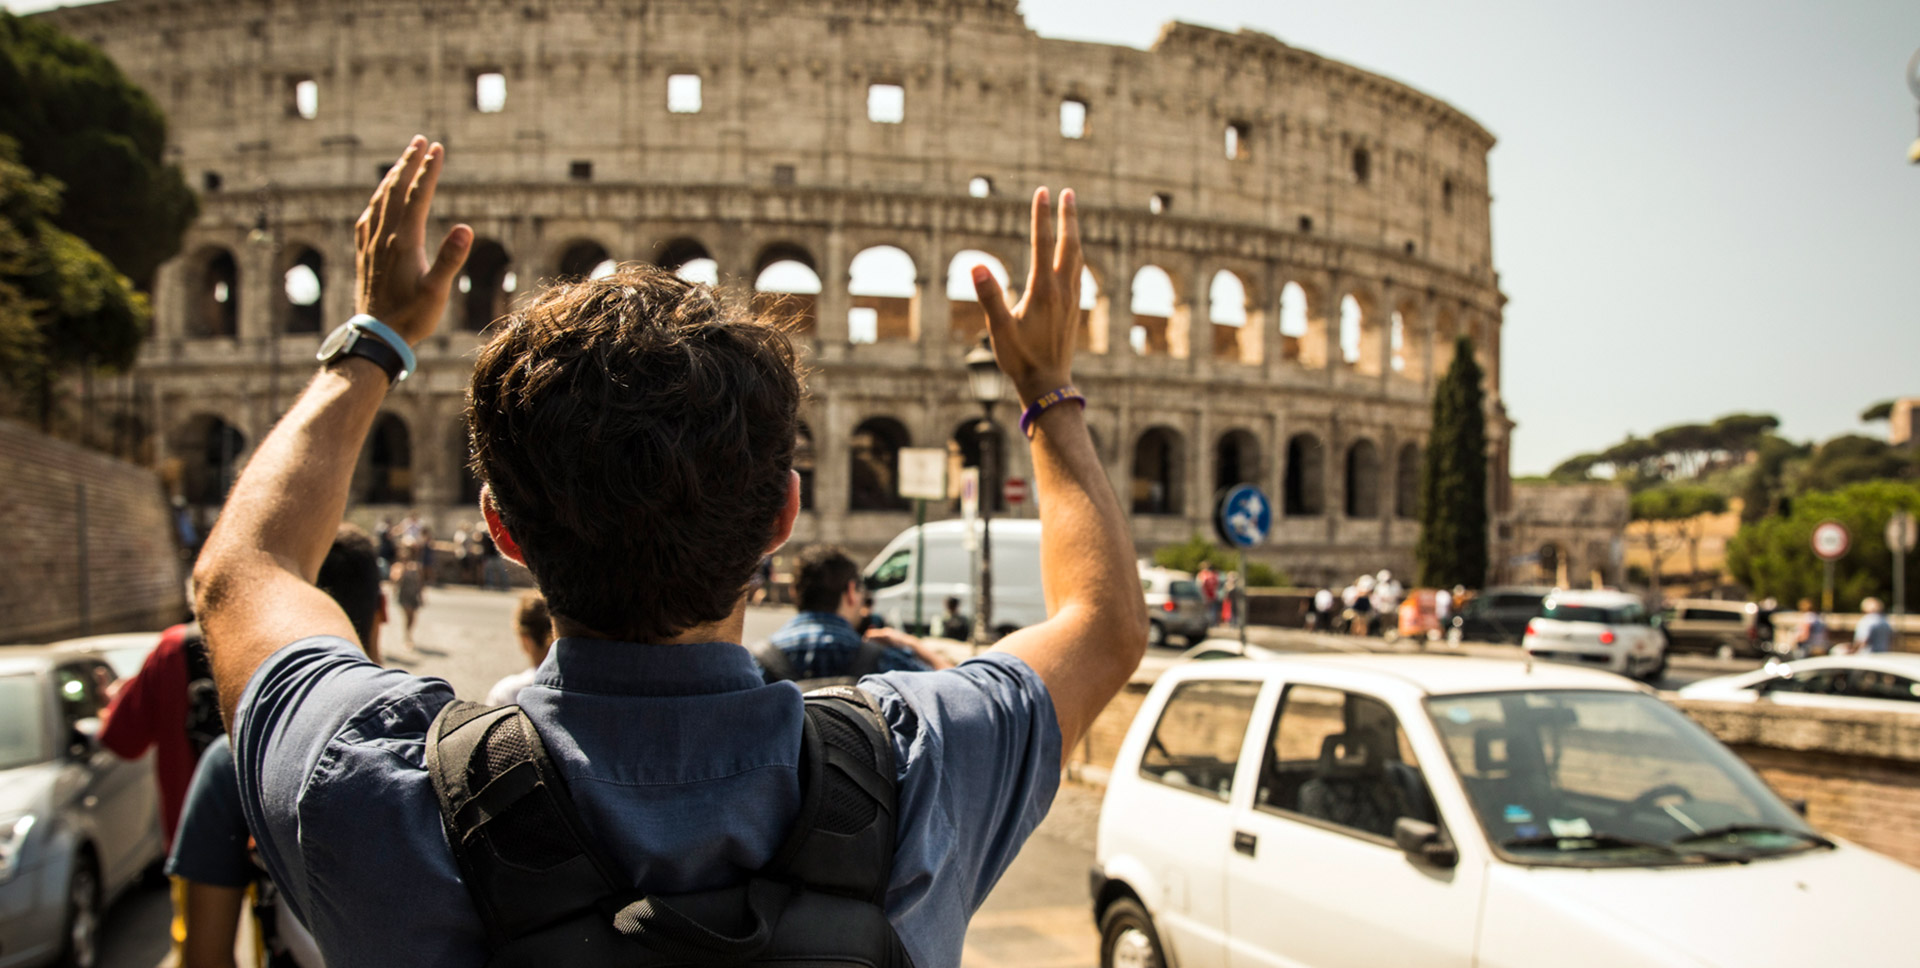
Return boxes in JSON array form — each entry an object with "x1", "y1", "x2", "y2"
[{"x1": 552, "y1": 599, "x2": 749, "y2": 645}]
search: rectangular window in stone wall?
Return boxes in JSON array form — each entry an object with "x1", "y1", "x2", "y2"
[
  {"x1": 868, "y1": 83, "x2": 904, "y2": 124},
  {"x1": 668, "y1": 74, "x2": 702, "y2": 114},
  {"x1": 1060, "y1": 98, "x2": 1088, "y2": 139},
  {"x1": 473, "y1": 71, "x2": 507, "y2": 113},
  {"x1": 288, "y1": 77, "x2": 318, "y2": 120}
]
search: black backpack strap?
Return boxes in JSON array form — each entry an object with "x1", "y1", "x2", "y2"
[
  {"x1": 425, "y1": 701, "x2": 624, "y2": 948},
  {"x1": 763, "y1": 686, "x2": 898, "y2": 905},
  {"x1": 748, "y1": 638, "x2": 799, "y2": 684}
]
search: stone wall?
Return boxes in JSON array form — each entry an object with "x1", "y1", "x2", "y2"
[{"x1": 0, "y1": 421, "x2": 188, "y2": 643}]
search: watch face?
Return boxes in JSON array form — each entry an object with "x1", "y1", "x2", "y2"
[{"x1": 317, "y1": 321, "x2": 356, "y2": 362}]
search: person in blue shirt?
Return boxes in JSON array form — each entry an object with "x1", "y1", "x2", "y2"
[
  {"x1": 188, "y1": 135, "x2": 1148, "y2": 968},
  {"x1": 762, "y1": 545, "x2": 954, "y2": 681},
  {"x1": 1852, "y1": 597, "x2": 1894, "y2": 653}
]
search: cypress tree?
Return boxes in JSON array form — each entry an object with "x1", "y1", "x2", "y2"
[{"x1": 1416, "y1": 335, "x2": 1489, "y2": 588}]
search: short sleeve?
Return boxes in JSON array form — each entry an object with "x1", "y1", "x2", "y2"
[
  {"x1": 859, "y1": 653, "x2": 1061, "y2": 968},
  {"x1": 166, "y1": 737, "x2": 254, "y2": 888}
]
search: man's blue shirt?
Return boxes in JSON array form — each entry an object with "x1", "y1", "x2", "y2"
[
  {"x1": 765, "y1": 611, "x2": 930, "y2": 678},
  {"x1": 231, "y1": 636, "x2": 1059, "y2": 968}
]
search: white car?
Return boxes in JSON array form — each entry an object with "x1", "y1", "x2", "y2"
[
  {"x1": 1522, "y1": 589, "x2": 1666, "y2": 681},
  {"x1": 861, "y1": 519, "x2": 1046, "y2": 637},
  {"x1": 1092, "y1": 654, "x2": 1920, "y2": 968},
  {"x1": 1678, "y1": 653, "x2": 1920, "y2": 713}
]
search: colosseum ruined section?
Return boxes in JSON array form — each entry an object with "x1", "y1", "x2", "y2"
[{"x1": 41, "y1": 0, "x2": 1511, "y2": 585}]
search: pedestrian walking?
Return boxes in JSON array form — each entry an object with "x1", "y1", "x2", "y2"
[
  {"x1": 752, "y1": 546, "x2": 953, "y2": 685},
  {"x1": 1852, "y1": 597, "x2": 1894, "y2": 654},
  {"x1": 1197, "y1": 560, "x2": 1221, "y2": 624},
  {"x1": 1311, "y1": 587, "x2": 1335, "y2": 631},
  {"x1": 940, "y1": 596, "x2": 971, "y2": 641},
  {"x1": 391, "y1": 539, "x2": 425, "y2": 648},
  {"x1": 485, "y1": 592, "x2": 554, "y2": 705},
  {"x1": 188, "y1": 138, "x2": 1145, "y2": 968},
  {"x1": 1791, "y1": 598, "x2": 1828, "y2": 658}
]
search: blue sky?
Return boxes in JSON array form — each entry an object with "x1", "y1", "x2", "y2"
[{"x1": 13, "y1": 0, "x2": 1920, "y2": 474}]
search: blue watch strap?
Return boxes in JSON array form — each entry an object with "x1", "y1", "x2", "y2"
[{"x1": 346, "y1": 314, "x2": 417, "y2": 380}]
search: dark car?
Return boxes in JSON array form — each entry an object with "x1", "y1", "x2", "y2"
[
  {"x1": 1449, "y1": 586, "x2": 1554, "y2": 644},
  {"x1": 1657, "y1": 599, "x2": 1761, "y2": 658}
]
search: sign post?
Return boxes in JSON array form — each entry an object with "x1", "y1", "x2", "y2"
[
  {"x1": 897, "y1": 447, "x2": 948, "y2": 634},
  {"x1": 1214, "y1": 485, "x2": 1273, "y2": 651},
  {"x1": 1811, "y1": 520, "x2": 1851, "y2": 614},
  {"x1": 1887, "y1": 511, "x2": 1917, "y2": 624}
]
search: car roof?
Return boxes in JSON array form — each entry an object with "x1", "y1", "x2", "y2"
[
  {"x1": 1775, "y1": 653, "x2": 1920, "y2": 676},
  {"x1": 1543, "y1": 589, "x2": 1642, "y2": 606},
  {"x1": 910, "y1": 518, "x2": 1043, "y2": 537},
  {"x1": 0, "y1": 644, "x2": 68, "y2": 676},
  {"x1": 1166, "y1": 652, "x2": 1644, "y2": 699},
  {"x1": 1669, "y1": 599, "x2": 1752, "y2": 610}
]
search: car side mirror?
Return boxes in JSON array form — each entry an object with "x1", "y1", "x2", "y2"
[
  {"x1": 1393, "y1": 817, "x2": 1458, "y2": 869},
  {"x1": 68, "y1": 716, "x2": 102, "y2": 759}
]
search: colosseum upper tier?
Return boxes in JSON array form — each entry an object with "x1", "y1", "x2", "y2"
[{"x1": 44, "y1": 0, "x2": 1510, "y2": 583}]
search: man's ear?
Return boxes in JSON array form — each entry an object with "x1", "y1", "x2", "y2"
[
  {"x1": 481, "y1": 486, "x2": 528, "y2": 566},
  {"x1": 764, "y1": 470, "x2": 802, "y2": 555}
]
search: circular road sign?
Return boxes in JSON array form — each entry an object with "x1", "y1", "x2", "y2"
[
  {"x1": 1887, "y1": 511, "x2": 1918, "y2": 555},
  {"x1": 1215, "y1": 485, "x2": 1273, "y2": 549},
  {"x1": 1812, "y1": 520, "x2": 1851, "y2": 561}
]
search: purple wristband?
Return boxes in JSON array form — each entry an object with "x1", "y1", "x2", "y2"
[{"x1": 1019, "y1": 386, "x2": 1086, "y2": 437}]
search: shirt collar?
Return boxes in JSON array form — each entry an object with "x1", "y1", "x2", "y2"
[
  {"x1": 795, "y1": 611, "x2": 856, "y2": 633},
  {"x1": 533, "y1": 637, "x2": 767, "y2": 696}
]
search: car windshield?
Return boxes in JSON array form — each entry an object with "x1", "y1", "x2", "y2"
[
  {"x1": 0, "y1": 675, "x2": 45, "y2": 770},
  {"x1": 1426, "y1": 690, "x2": 1822, "y2": 867},
  {"x1": 1169, "y1": 581, "x2": 1201, "y2": 600},
  {"x1": 1540, "y1": 604, "x2": 1624, "y2": 624}
]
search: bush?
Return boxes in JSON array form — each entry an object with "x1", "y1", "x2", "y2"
[{"x1": 1152, "y1": 533, "x2": 1286, "y2": 587}]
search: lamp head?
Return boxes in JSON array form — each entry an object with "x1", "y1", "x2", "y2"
[{"x1": 964, "y1": 337, "x2": 1004, "y2": 406}]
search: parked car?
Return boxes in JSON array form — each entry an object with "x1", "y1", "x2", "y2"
[
  {"x1": 1658, "y1": 599, "x2": 1762, "y2": 658},
  {"x1": 1523, "y1": 589, "x2": 1668, "y2": 681},
  {"x1": 862, "y1": 519, "x2": 1045, "y2": 637},
  {"x1": 1448, "y1": 586, "x2": 1553, "y2": 644},
  {"x1": 0, "y1": 644, "x2": 166, "y2": 968},
  {"x1": 1142, "y1": 568, "x2": 1209, "y2": 648},
  {"x1": 1092, "y1": 654, "x2": 1920, "y2": 968},
  {"x1": 1678, "y1": 653, "x2": 1920, "y2": 713}
]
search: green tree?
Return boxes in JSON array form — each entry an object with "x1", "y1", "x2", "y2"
[
  {"x1": 1737, "y1": 434, "x2": 1809, "y2": 524},
  {"x1": 1630, "y1": 484, "x2": 1728, "y2": 594},
  {"x1": 1153, "y1": 533, "x2": 1285, "y2": 587},
  {"x1": 1861, "y1": 400, "x2": 1895, "y2": 423},
  {"x1": 1548, "y1": 452, "x2": 1602, "y2": 482},
  {"x1": 0, "y1": 12, "x2": 196, "y2": 288},
  {"x1": 0, "y1": 139, "x2": 148, "y2": 426},
  {"x1": 1795, "y1": 434, "x2": 1916, "y2": 494},
  {"x1": 1416, "y1": 335, "x2": 1489, "y2": 589},
  {"x1": 1727, "y1": 480, "x2": 1920, "y2": 611}
]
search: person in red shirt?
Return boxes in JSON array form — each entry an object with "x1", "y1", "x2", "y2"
[
  {"x1": 1197, "y1": 561, "x2": 1222, "y2": 626},
  {"x1": 99, "y1": 622, "x2": 208, "y2": 848}
]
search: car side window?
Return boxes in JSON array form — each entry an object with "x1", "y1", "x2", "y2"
[
  {"x1": 1139, "y1": 679, "x2": 1262, "y2": 800},
  {"x1": 1255, "y1": 684, "x2": 1438, "y2": 840},
  {"x1": 864, "y1": 549, "x2": 911, "y2": 590},
  {"x1": 1771, "y1": 669, "x2": 1847, "y2": 695},
  {"x1": 1844, "y1": 671, "x2": 1920, "y2": 702}
]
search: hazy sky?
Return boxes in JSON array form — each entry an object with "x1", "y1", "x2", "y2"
[{"x1": 11, "y1": 0, "x2": 1920, "y2": 474}]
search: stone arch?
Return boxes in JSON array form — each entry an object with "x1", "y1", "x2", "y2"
[
  {"x1": 1130, "y1": 425, "x2": 1185, "y2": 516},
  {"x1": 555, "y1": 238, "x2": 615, "y2": 281},
  {"x1": 950, "y1": 418, "x2": 1007, "y2": 512},
  {"x1": 1077, "y1": 261, "x2": 1110, "y2": 354},
  {"x1": 848, "y1": 416, "x2": 911, "y2": 511},
  {"x1": 1395, "y1": 441, "x2": 1421, "y2": 519},
  {"x1": 279, "y1": 245, "x2": 325, "y2": 334},
  {"x1": 451, "y1": 420, "x2": 482, "y2": 507},
  {"x1": 1432, "y1": 308, "x2": 1459, "y2": 376},
  {"x1": 847, "y1": 245, "x2": 918, "y2": 343},
  {"x1": 753, "y1": 242, "x2": 822, "y2": 335},
  {"x1": 173, "y1": 413, "x2": 246, "y2": 505},
  {"x1": 795, "y1": 421, "x2": 816, "y2": 511},
  {"x1": 655, "y1": 236, "x2": 717, "y2": 287},
  {"x1": 459, "y1": 238, "x2": 515, "y2": 332},
  {"x1": 1277, "y1": 277, "x2": 1327, "y2": 369},
  {"x1": 1129, "y1": 264, "x2": 1186, "y2": 358},
  {"x1": 946, "y1": 249, "x2": 1010, "y2": 343},
  {"x1": 1392, "y1": 298, "x2": 1425, "y2": 382},
  {"x1": 351, "y1": 412, "x2": 413, "y2": 506},
  {"x1": 1344, "y1": 438, "x2": 1382, "y2": 519},
  {"x1": 188, "y1": 247, "x2": 239, "y2": 339},
  {"x1": 1283, "y1": 433, "x2": 1325, "y2": 517},
  {"x1": 1207, "y1": 269, "x2": 1260, "y2": 364},
  {"x1": 1214, "y1": 428, "x2": 1260, "y2": 495},
  {"x1": 1338, "y1": 291, "x2": 1375, "y2": 372}
]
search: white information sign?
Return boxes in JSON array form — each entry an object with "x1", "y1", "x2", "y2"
[
  {"x1": 897, "y1": 447, "x2": 948, "y2": 501},
  {"x1": 960, "y1": 468, "x2": 980, "y2": 551}
]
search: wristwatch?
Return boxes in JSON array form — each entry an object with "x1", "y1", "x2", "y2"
[{"x1": 317, "y1": 314, "x2": 416, "y2": 384}]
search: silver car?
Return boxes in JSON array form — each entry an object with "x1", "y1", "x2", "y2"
[
  {"x1": 1142, "y1": 569, "x2": 1209, "y2": 647},
  {"x1": 0, "y1": 645, "x2": 166, "y2": 968}
]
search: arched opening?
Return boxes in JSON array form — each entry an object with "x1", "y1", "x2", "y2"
[
  {"x1": 795, "y1": 422, "x2": 816, "y2": 511},
  {"x1": 1129, "y1": 265, "x2": 1182, "y2": 357},
  {"x1": 1280, "y1": 280, "x2": 1328, "y2": 369},
  {"x1": 557, "y1": 240, "x2": 616, "y2": 281},
  {"x1": 656, "y1": 237, "x2": 717, "y2": 287},
  {"x1": 1339, "y1": 294, "x2": 1364, "y2": 368},
  {"x1": 1078, "y1": 264, "x2": 1109, "y2": 353},
  {"x1": 753, "y1": 244, "x2": 822, "y2": 335},
  {"x1": 1283, "y1": 433, "x2": 1325, "y2": 517},
  {"x1": 1130, "y1": 427, "x2": 1184, "y2": 516},
  {"x1": 451, "y1": 422, "x2": 483, "y2": 507},
  {"x1": 950, "y1": 418, "x2": 1007, "y2": 512},
  {"x1": 189, "y1": 248, "x2": 239, "y2": 339},
  {"x1": 174, "y1": 415, "x2": 245, "y2": 505},
  {"x1": 847, "y1": 246, "x2": 917, "y2": 344},
  {"x1": 459, "y1": 238, "x2": 514, "y2": 331},
  {"x1": 1214, "y1": 430, "x2": 1260, "y2": 496},
  {"x1": 1394, "y1": 303, "x2": 1427, "y2": 383},
  {"x1": 1395, "y1": 442, "x2": 1421, "y2": 520},
  {"x1": 351, "y1": 413, "x2": 413, "y2": 506},
  {"x1": 848, "y1": 417, "x2": 911, "y2": 512},
  {"x1": 1432, "y1": 311, "x2": 1457, "y2": 376},
  {"x1": 1208, "y1": 270, "x2": 1260, "y2": 364},
  {"x1": 946, "y1": 249, "x2": 1010, "y2": 342},
  {"x1": 1345, "y1": 438, "x2": 1381, "y2": 519},
  {"x1": 281, "y1": 247, "x2": 324, "y2": 334}
]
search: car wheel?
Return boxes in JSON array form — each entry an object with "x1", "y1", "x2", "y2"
[
  {"x1": 57, "y1": 857, "x2": 101, "y2": 968},
  {"x1": 1100, "y1": 897, "x2": 1167, "y2": 968},
  {"x1": 1643, "y1": 651, "x2": 1669, "y2": 683},
  {"x1": 1147, "y1": 620, "x2": 1166, "y2": 648}
]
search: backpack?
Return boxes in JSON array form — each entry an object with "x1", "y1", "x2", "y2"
[
  {"x1": 748, "y1": 638, "x2": 886, "y2": 692},
  {"x1": 424, "y1": 686, "x2": 914, "y2": 968},
  {"x1": 180, "y1": 623, "x2": 225, "y2": 756}
]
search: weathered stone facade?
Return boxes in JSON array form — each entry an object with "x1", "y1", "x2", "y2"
[
  {"x1": 42, "y1": 0, "x2": 1509, "y2": 582},
  {"x1": 1499, "y1": 481, "x2": 1629, "y2": 589}
]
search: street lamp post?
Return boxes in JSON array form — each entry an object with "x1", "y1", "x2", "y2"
[
  {"x1": 965, "y1": 338, "x2": 1004, "y2": 648},
  {"x1": 1907, "y1": 48, "x2": 1920, "y2": 164}
]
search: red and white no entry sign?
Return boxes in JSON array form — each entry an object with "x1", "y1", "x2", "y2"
[
  {"x1": 1003, "y1": 477, "x2": 1027, "y2": 506},
  {"x1": 1811, "y1": 520, "x2": 1851, "y2": 561}
]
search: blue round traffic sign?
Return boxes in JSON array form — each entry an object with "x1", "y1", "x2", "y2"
[{"x1": 1216, "y1": 485, "x2": 1272, "y2": 549}]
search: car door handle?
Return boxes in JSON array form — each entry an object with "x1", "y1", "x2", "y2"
[{"x1": 1233, "y1": 830, "x2": 1257, "y2": 856}]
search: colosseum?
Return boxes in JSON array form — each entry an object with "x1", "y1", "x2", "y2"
[{"x1": 41, "y1": 0, "x2": 1511, "y2": 585}]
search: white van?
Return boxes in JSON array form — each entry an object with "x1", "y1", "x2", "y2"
[{"x1": 861, "y1": 519, "x2": 1046, "y2": 637}]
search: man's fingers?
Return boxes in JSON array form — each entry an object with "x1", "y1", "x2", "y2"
[
  {"x1": 404, "y1": 143, "x2": 447, "y2": 245},
  {"x1": 971, "y1": 264, "x2": 1016, "y2": 340},
  {"x1": 424, "y1": 225, "x2": 474, "y2": 295},
  {"x1": 378, "y1": 136, "x2": 428, "y2": 240},
  {"x1": 1026, "y1": 188, "x2": 1053, "y2": 295},
  {"x1": 1054, "y1": 189, "x2": 1081, "y2": 275}
]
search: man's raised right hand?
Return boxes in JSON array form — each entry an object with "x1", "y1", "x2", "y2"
[{"x1": 969, "y1": 188, "x2": 1082, "y2": 408}]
